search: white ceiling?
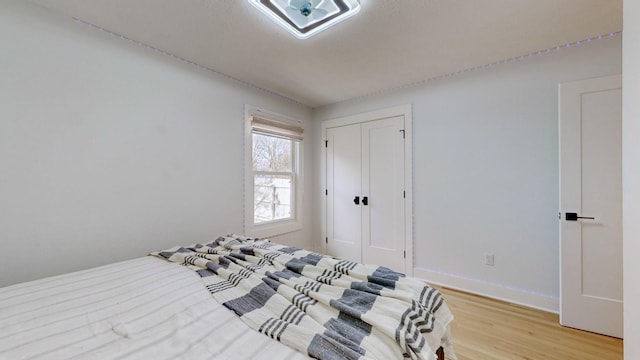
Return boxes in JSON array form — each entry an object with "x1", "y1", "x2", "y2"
[{"x1": 30, "y1": 0, "x2": 622, "y2": 107}]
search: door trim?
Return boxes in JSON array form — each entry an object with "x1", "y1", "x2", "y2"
[{"x1": 320, "y1": 104, "x2": 413, "y2": 275}]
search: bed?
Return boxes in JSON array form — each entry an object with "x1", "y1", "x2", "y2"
[{"x1": 0, "y1": 234, "x2": 454, "y2": 359}]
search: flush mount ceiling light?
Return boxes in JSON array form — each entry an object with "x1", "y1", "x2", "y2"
[{"x1": 249, "y1": 0, "x2": 361, "y2": 39}]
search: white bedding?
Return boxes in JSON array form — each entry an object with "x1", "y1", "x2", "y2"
[
  {"x1": 153, "y1": 236, "x2": 453, "y2": 360},
  {"x1": 0, "y1": 257, "x2": 309, "y2": 360}
]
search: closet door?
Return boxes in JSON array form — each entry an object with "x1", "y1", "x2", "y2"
[
  {"x1": 325, "y1": 116, "x2": 406, "y2": 272},
  {"x1": 361, "y1": 116, "x2": 405, "y2": 272},
  {"x1": 326, "y1": 123, "x2": 362, "y2": 263}
]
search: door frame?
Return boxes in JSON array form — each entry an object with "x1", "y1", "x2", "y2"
[{"x1": 320, "y1": 104, "x2": 414, "y2": 275}]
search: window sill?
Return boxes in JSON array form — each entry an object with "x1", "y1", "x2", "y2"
[{"x1": 246, "y1": 219, "x2": 302, "y2": 239}]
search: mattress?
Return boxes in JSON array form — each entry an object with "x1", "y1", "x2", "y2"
[{"x1": 0, "y1": 256, "x2": 309, "y2": 360}]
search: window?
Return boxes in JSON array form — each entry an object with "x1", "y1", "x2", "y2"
[
  {"x1": 244, "y1": 106, "x2": 303, "y2": 238},
  {"x1": 253, "y1": 133, "x2": 295, "y2": 223}
]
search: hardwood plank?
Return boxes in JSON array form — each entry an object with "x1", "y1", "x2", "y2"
[{"x1": 435, "y1": 286, "x2": 623, "y2": 360}]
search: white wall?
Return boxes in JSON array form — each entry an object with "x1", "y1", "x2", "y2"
[
  {"x1": 623, "y1": 0, "x2": 640, "y2": 356},
  {"x1": 0, "y1": 0, "x2": 313, "y2": 287},
  {"x1": 314, "y1": 35, "x2": 621, "y2": 311}
]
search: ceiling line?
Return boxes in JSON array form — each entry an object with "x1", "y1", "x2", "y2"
[
  {"x1": 72, "y1": 17, "x2": 310, "y2": 108},
  {"x1": 71, "y1": 17, "x2": 621, "y2": 110},
  {"x1": 316, "y1": 31, "x2": 622, "y2": 110}
]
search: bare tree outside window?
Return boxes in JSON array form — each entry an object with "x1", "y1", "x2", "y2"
[{"x1": 252, "y1": 133, "x2": 295, "y2": 223}]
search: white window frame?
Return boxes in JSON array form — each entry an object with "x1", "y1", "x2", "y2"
[{"x1": 244, "y1": 105, "x2": 304, "y2": 238}]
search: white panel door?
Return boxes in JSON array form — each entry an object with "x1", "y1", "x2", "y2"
[
  {"x1": 326, "y1": 123, "x2": 362, "y2": 263},
  {"x1": 361, "y1": 116, "x2": 405, "y2": 272},
  {"x1": 559, "y1": 74, "x2": 622, "y2": 338}
]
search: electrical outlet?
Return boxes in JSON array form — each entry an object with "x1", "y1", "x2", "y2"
[{"x1": 484, "y1": 253, "x2": 495, "y2": 266}]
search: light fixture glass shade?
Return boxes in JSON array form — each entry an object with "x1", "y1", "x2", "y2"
[{"x1": 249, "y1": 0, "x2": 360, "y2": 39}]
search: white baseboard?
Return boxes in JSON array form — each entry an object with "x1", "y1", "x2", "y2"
[{"x1": 414, "y1": 267, "x2": 559, "y2": 314}]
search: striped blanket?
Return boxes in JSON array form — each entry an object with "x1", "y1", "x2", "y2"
[{"x1": 152, "y1": 235, "x2": 455, "y2": 360}]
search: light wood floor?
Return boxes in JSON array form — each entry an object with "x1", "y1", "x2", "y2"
[{"x1": 436, "y1": 286, "x2": 623, "y2": 360}]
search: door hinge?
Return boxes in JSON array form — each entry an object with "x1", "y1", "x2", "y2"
[
  {"x1": 325, "y1": 140, "x2": 328, "y2": 147},
  {"x1": 325, "y1": 189, "x2": 328, "y2": 196},
  {"x1": 403, "y1": 191, "x2": 406, "y2": 198},
  {"x1": 400, "y1": 129, "x2": 405, "y2": 139},
  {"x1": 325, "y1": 237, "x2": 328, "y2": 244},
  {"x1": 403, "y1": 250, "x2": 406, "y2": 259}
]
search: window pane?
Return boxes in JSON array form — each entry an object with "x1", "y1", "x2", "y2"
[
  {"x1": 254, "y1": 174, "x2": 292, "y2": 223},
  {"x1": 252, "y1": 133, "x2": 292, "y2": 172}
]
